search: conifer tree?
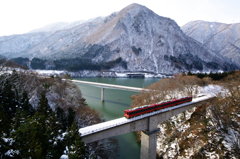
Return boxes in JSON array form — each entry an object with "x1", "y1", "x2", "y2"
[
  {"x1": 20, "y1": 91, "x2": 34, "y2": 116},
  {"x1": 14, "y1": 92, "x2": 58, "y2": 158},
  {"x1": 67, "y1": 107, "x2": 75, "y2": 128},
  {"x1": 37, "y1": 92, "x2": 52, "y2": 117},
  {"x1": 13, "y1": 91, "x2": 34, "y2": 129},
  {"x1": 1, "y1": 80, "x2": 17, "y2": 117},
  {"x1": 56, "y1": 107, "x2": 68, "y2": 130},
  {"x1": 66, "y1": 122, "x2": 86, "y2": 159},
  {"x1": 0, "y1": 80, "x2": 18, "y2": 134}
]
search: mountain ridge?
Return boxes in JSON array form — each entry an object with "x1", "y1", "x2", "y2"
[
  {"x1": 0, "y1": 3, "x2": 238, "y2": 74},
  {"x1": 182, "y1": 20, "x2": 240, "y2": 66}
]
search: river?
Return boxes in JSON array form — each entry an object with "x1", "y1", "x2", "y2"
[{"x1": 75, "y1": 78, "x2": 160, "y2": 159}]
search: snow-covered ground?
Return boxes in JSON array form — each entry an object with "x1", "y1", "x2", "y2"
[
  {"x1": 198, "y1": 85, "x2": 224, "y2": 96},
  {"x1": 34, "y1": 69, "x2": 66, "y2": 75}
]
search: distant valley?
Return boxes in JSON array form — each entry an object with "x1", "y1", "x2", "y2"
[{"x1": 0, "y1": 3, "x2": 239, "y2": 75}]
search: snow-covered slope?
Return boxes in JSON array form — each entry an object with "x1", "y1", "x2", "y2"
[
  {"x1": 182, "y1": 20, "x2": 240, "y2": 66},
  {"x1": 0, "y1": 32, "x2": 50, "y2": 58},
  {"x1": 30, "y1": 21, "x2": 85, "y2": 33}
]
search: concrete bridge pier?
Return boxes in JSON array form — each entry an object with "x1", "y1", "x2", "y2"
[
  {"x1": 101, "y1": 88, "x2": 104, "y2": 102},
  {"x1": 140, "y1": 130, "x2": 158, "y2": 159},
  {"x1": 140, "y1": 116, "x2": 160, "y2": 159}
]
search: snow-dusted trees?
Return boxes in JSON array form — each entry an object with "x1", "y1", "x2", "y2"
[
  {"x1": 0, "y1": 72, "x2": 90, "y2": 158},
  {"x1": 132, "y1": 72, "x2": 240, "y2": 158},
  {"x1": 209, "y1": 72, "x2": 240, "y2": 157},
  {"x1": 12, "y1": 93, "x2": 86, "y2": 158},
  {"x1": 131, "y1": 74, "x2": 206, "y2": 107}
]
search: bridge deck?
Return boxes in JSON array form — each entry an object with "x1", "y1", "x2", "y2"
[
  {"x1": 79, "y1": 95, "x2": 214, "y2": 136},
  {"x1": 71, "y1": 79, "x2": 147, "y2": 92}
]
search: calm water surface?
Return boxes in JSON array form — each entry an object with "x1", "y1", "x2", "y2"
[{"x1": 75, "y1": 78, "x2": 160, "y2": 159}]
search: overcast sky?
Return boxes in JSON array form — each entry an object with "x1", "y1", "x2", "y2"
[{"x1": 0, "y1": 0, "x2": 239, "y2": 36}]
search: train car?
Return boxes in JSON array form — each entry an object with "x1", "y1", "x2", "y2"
[{"x1": 124, "y1": 96, "x2": 192, "y2": 118}]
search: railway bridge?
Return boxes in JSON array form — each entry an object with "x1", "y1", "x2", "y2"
[
  {"x1": 71, "y1": 79, "x2": 147, "y2": 102},
  {"x1": 78, "y1": 93, "x2": 215, "y2": 159}
]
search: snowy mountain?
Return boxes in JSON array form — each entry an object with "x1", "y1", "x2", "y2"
[
  {"x1": 0, "y1": 4, "x2": 238, "y2": 74},
  {"x1": 0, "y1": 32, "x2": 49, "y2": 58},
  {"x1": 182, "y1": 20, "x2": 240, "y2": 67},
  {"x1": 30, "y1": 21, "x2": 85, "y2": 33}
]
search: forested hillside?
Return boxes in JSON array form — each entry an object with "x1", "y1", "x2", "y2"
[{"x1": 0, "y1": 69, "x2": 108, "y2": 158}]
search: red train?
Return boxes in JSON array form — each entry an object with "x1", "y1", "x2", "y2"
[{"x1": 124, "y1": 96, "x2": 192, "y2": 118}]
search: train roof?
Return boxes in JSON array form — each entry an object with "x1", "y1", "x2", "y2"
[{"x1": 124, "y1": 96, "x2": 192, "y2": 113}]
